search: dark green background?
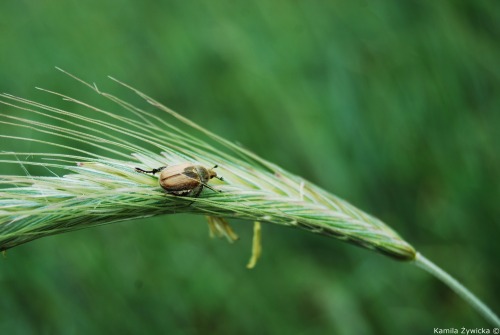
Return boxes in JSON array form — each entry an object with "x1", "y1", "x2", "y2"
[{"x1": 1, "y1": 1, "x2": 499, "y2": 334}]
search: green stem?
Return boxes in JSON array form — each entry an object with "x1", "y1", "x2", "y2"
[{"x1": 413, "y1": 252, "x2": 500, "y2": 327}]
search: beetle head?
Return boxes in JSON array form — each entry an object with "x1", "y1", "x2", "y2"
[
  {"x1": 208, "y1": 170, "x2": 217, "y2": 179},
  {"x1": 209, "y1": 165, "x2": 224, "y2": 181}
]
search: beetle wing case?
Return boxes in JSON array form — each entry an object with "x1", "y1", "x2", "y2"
[{"x1": 158, "y1": 163, "x2": 209, "y2": 196}]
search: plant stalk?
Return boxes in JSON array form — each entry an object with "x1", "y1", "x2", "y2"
[{"x1": 414, "y1": 252, "x2": 500, "y2": 327}]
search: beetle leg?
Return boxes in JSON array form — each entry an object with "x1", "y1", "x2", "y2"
[
  {"x1": 183, "y1": 185, "x2": 203, "y2": 207},
  {"x1": 194, "y1": 186, "x2": 204, "y2": 197},
  {"x1": 135, "y1": 166, "x2": 166, "y2": 175},
  {"x1": 201, "y1": 183, "x2": 222, "y2": 193},
  {"x1": 176, "y1": 173, "x2": 223, "y2": 194},
  {"x1": 185, "y1": 182, "x2": 220, "y2": 206}
]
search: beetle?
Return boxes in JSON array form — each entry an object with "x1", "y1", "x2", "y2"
[{"x1": 135, "y1": 163, "x2": 223, "y2": 197}]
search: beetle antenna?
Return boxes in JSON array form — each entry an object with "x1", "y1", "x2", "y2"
[{"x1": 135, "y1": 166, "x2": 166, "y2": 175}]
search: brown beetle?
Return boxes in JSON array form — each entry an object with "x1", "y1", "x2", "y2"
[{"x1": 135, "y1": 163, "x2": 223, "y2": 197}]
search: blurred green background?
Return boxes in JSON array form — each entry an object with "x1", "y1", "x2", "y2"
[{"x1": 1, "y1": 1, "x2": 499, "y2": 334}]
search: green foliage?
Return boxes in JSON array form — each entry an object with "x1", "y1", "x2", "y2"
[{"x1": 0, "y1": 1, "x2": 498, "y2": 334}]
